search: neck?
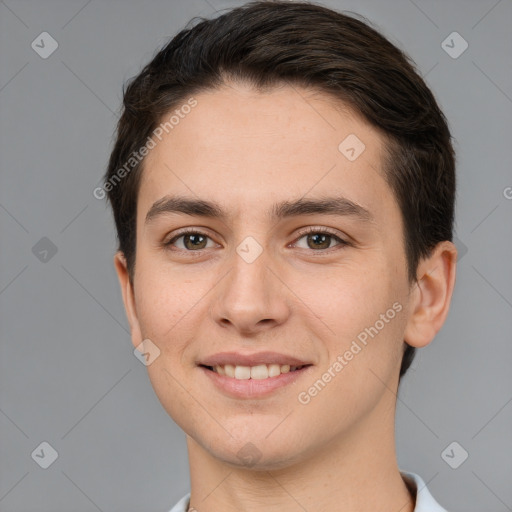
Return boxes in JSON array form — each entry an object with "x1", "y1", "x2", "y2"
[{"x1": 186, "y1": 399, "x2": 415, "y2": 512}]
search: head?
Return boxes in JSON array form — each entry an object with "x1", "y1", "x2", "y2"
[{"x1": 105, "y1": 1, "x2": 456, "y2": 468}]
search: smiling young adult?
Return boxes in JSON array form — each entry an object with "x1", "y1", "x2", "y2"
[{"x1": 104, "y1": 2, "x2": 457, "y2": 511}]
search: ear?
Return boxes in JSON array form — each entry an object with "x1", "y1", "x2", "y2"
[
  {"x1": 403, "y1": 240, "x2": 457, "y2": 348},
  {"x1": 114, "y1": 251, "x2": 143, "y2": 349}
]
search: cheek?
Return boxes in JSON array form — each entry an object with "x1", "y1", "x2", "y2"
[
  {"x1": 297, "y1": 298, "x2": 406, "y2": 428},
  {"x1": 133, "y1": 268, "x2": 197, "y2": 351},
  {"x1": 312, "y1": 270, "x2": 406, "y2": 370},
  {"x1": 302, "y1": 265, "x2": 391, "y2": 331}
]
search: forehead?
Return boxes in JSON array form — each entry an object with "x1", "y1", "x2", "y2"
[{"x1": 138, "y1": 83, "x2": 395, "y2": 224}]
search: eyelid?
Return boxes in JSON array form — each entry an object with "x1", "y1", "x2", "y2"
[
  {"x1": 165, "y1": 226, "x2": 216, "y2": 242},
  {"x1": 164, "y1": 228, "x2": 219, "y2": 248},
  {"x1": 294, "y1": 225, "x2": 345, "y2": 238}
]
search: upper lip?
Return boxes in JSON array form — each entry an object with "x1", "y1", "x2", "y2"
[{"x1": 199, "y1": 351, "x2": 311, "y2": 367}]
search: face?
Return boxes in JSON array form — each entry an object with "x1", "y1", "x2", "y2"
[{"x1": 118, "y1": 83, "x2": 417, "y2": 469}]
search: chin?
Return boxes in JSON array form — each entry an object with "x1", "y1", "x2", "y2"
[
  {"x1": 192, "y1": 427, "x2": 309, "y2": 471},
  {"x1": 216, "y1": 445, "x2": 306, "y2": 472}
]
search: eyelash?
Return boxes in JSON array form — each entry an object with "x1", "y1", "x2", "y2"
[{"x1": 164, "y1": 227, "x2": 349, "y2": 253}]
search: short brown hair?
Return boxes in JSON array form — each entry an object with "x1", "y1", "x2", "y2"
[{"x1": 104, "y1": 1, "x2": 456, "y2": 378}]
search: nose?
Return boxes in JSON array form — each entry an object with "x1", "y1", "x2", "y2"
[{"x1": 210, "y1": 246, "x2": 290, "y2": 336}]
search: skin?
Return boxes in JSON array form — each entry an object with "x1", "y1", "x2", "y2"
[{"x1": 115, "y1": 82, "x2": 457, "y2": 512}]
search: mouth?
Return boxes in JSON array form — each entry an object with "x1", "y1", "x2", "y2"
[
  {"x1": 197, "y1": 352, "x2": 313, "y2": 398},
  {"x1": 200, "y1": 363, "x2": 310, "y2": 380}
]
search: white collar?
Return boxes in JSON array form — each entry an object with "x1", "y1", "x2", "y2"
[
  {"x1": 168, "y1": 471, "x2": 448, "y2": 512},
  {"x1": 401, "y1": 471, "x2": 448, "y2": 512}
]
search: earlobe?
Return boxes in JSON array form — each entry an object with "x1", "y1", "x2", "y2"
[
  {"x1": 403, "y1": 241, "x2": 457, "y2": 348},
  {"x1": 113, "y1": 252, "x2": 143, "y2": 349}
]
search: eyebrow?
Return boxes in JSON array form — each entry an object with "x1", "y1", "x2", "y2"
[{"x1": 145, "y1": 195, "x2": 374, "y2": 224}]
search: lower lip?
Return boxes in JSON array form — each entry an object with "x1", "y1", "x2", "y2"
[{"x1": 200, "y1": 366, "x2": 311, "y2": 399}]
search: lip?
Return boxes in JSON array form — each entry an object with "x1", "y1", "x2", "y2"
[
  {"x1": 199, "y1": 351, "x2": 310, "y2": 367},
  {"x1": 201, "y1": 364, "x2": 312, "y2": 399}
]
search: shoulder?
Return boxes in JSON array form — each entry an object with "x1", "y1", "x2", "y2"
[
  {"x1": 168, "y1": 474, "x2": 448, "y2": 512},
  {"x1": 401, "y1": 471, "x2": 449, "y2": 512},
  {"x1": 167, "y1": 492, "x2": 190, "y2": 512}
]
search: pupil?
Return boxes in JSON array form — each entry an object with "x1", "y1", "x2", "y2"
[
  {"x1": 309, "y1": 233, "x2": 330, "y2": 249},
  {"x1": 186, "y1": 234, "x2": 206, "y2": 249}
]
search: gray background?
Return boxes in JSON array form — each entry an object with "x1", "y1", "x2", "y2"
[{"x1": 0, "y1": 0, "x2": 511, "y2": 510}]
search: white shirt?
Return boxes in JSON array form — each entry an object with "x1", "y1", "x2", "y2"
[{"x1": 168, "y1": 471, "x2": 448, "y2": 511}]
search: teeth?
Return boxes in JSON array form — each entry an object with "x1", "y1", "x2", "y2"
[
  {"x1": 234, "y1": 365, "x2": 251, "y2": 380},
  {"x1": 224, "y1": 364, "x2": 235, "y2": 378},
  {"x1": 212, "y1": 363, "x2": 303, "y2": 379},
  {"x1": 250, "y1": 364, "x2": 268, "y2": 380},
  {"x1": 268, "y1": 364, "x2": 281, "y2": 377}
]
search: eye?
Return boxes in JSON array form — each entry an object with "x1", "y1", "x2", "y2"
[
  {"x1": 163, "y1": 227, "x2": 349, "y2": 253},
  {"x1": 292, "y1": 227, "x2": 349, "y2": 251},
  {"x1": 165, "y1": 230, "x2": 217, "y2": 251}
]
